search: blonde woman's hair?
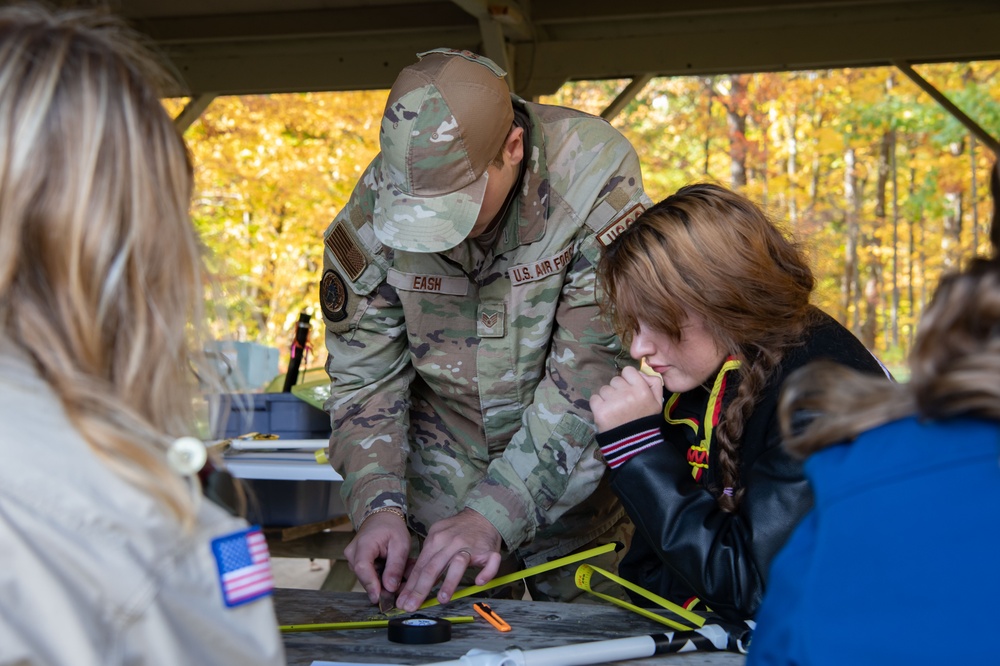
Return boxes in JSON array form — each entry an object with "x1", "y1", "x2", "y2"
[
  {"x1": 598, "y1": 183, "x2": 816, "y2": 512},
  {"x1": 0, "y1": 5, "x2": 214, "y2": 527}
]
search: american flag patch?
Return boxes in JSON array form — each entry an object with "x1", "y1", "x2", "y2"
[{"x1": 211, "y1": 526, "x2": 274, "y2": 607}]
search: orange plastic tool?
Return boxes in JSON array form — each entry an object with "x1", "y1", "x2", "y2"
[{"x1": 473, "y1": 602, "x2": 511, "y2": 632}]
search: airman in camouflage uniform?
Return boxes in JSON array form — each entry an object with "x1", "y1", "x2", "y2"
[{"x1": 320, "y1": 49, "x2": 651, "y2": 611}]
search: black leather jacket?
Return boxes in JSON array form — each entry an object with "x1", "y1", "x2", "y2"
[{"x1": 596, "y1": 308, "x2": 889, "y2": 620}]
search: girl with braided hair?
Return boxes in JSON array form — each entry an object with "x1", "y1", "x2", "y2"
[
  {"x1": 749, "y1": 164, "x2": 1000, "y2": 665},
  {"x1": 591, "y1": 182, "x2": 890, "y2": 620}
]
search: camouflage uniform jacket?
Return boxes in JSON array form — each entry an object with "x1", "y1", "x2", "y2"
[{"x1": 321, "y1": 98, "x2": 651, "y2": 564}]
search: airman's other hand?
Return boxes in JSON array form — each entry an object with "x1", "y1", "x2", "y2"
[{"x1": 344, "y1": 510, "x2": 411, "y2": 605}]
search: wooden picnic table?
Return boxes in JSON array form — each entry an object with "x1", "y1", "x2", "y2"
[{"x1": 275, "y1": 588, "x2": 748, "y2": 666}]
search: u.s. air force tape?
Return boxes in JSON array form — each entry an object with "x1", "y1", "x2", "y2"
[{"x1": 387, "y1": 615, "x2": 452, "y2": 644}]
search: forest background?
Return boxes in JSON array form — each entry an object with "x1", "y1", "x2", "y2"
[{"x1": 165, "y1": 61, "x2": 1000, "y2": 380}]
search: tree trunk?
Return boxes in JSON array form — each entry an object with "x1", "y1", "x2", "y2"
[
  {"x1": 860, "y1": 268, "x2": 879, "y2": 350},
  {"x1": 875, "y1": 132, "x2": 891, "y2": 221},
  {"x1": 758, "y1": 101, "x2": 769, "y2": 208},
  {"x1": 786, "y1": 112, "x2": 798, "y2": 226},
  {"x1": 890, "y1": 130, "x2": 899, "y2": 348},
  {"x1": 942, "y1": 190, "x2": 963, "y2": 272},
  {"x1": 870, "y1": 128, "x2": 897, "y2": 348},
  {"x1": 971, "y1": 135, "x2": 980, "y2": 256},
  {"x1": 907, "y1": 165, "x2": 918, "y2": 347},
  {"x1": 702, "y1": 77, "x2": 715, "y2": 177},
  {"x1": 725, "y1": 74, "x2": 749, "y2": 189},
  {"x1": 842, "y1": 147, "x2": 861, "y2": 331},
  {"x1": 808, "y1": 81, "x2": 828, "y2": 211}
]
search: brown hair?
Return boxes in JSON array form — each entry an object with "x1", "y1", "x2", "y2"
[{"x1": 598, "y1": 182, "x2": 816, "y2": 512}]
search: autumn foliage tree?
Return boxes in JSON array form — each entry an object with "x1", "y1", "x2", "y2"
[
  {"x1": 548, "y1": 62, "x2": 998, "y2": 370},
  {"x1": 166, "y1": 91, "x2": 387, "y2": 371},
  {"x1": 169, "y1": 62, "x2": 998, "y2": 375}
]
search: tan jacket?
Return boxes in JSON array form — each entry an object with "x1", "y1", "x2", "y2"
[{"x1": 0, "y1": 341, "x2": 285, "y2": 666}]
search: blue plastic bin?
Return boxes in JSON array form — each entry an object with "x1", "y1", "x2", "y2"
[
  {"x1": 212, "y1": 392, "x2": 332, "y2": 440},
  {"x1": 243, "y1": 479, "x2": 344, "y2": 527}
]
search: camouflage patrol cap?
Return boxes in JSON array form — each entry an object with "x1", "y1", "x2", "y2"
[{"x1": 374, "y1": 48, "x2": 515, "y2": 253}]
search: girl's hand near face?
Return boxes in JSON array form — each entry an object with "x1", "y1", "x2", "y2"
[{"x1": 591, "y1": 365, "x2": 664, "y2": 432}]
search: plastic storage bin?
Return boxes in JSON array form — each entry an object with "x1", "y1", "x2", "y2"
[
  {"x1": 212, "y1": 392, "x2": 332, "y2": 439},
  {"x1": 212, "y1": 392, "x2": 339, "y2": 527},
  {"x1": 242, "y1": 479, "x2": 344, "y2": 527}
]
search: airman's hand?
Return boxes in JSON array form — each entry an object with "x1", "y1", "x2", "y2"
[{"x1": 394, "y1": 508, "x2": 502, "y2": 612}]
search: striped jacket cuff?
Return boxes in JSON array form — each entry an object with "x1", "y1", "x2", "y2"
[{"x1": 596, "y1": 415, "x2": 664, "y2": 469}]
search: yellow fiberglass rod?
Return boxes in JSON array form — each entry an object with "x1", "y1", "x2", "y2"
[{"x1": 387, "y1": 541, "x2": 619, "y2": 615}]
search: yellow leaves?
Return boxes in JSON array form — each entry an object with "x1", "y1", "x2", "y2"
[
  {"x1": 815, "y1": 126, "x2": 844, "y2": 154},
  {"x1": 179, "y1": 63, "x2": 997, "y2": 363},
  {"x1": 161, "y1": 97, "x2": 187, "y2": 116},
  {"x1": 184, "y1": 91, "x2": 386, "y2": 355},
  {"x1": 769, "y1": 173, "x2": 791, "y2": 192}
]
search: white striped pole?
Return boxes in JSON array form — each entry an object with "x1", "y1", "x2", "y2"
[{"x1": 420, "y1": 623, "x2": 749, "y2": 666}]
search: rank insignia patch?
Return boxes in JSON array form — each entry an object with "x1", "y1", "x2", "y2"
[{"x1": 477, "y1": 303, "x2": 506, "y2": 338}]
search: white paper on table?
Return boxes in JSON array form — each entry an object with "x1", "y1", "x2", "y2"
[
  {"x1": 223, "y1": 458, "x2": 342, "y2": 481},
  {"x1": 222, "y1": 438, "x2": 330, "y2": 451}
]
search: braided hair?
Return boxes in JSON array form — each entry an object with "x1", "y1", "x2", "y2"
[{"x1": 598, "y1": 183, "x2": 815, "y2": 512}]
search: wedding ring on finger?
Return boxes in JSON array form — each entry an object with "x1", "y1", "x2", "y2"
[{"x1": 454, "y1": 548, "x2": 472, "y2": 560}]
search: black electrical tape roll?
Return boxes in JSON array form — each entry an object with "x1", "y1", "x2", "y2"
[{"x1": 387, "y1": 615, "x2": 452, "y2": 644}]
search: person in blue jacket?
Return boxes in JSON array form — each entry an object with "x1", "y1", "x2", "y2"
[{"x1": 749, "y1": 163, "x2": 1000, "y2": 664}]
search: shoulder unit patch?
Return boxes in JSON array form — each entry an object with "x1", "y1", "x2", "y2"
[{"x1": 320, "y1": 270, "x2": 349, "y2": 322}]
